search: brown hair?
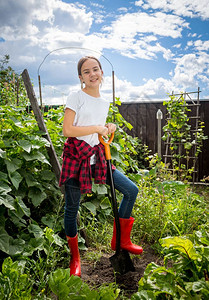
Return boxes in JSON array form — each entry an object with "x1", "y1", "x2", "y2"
[{"x1": 77, "y1": 56, "x2": 102, "y2": 76}]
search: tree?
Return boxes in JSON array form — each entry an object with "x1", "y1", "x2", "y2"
[{"x1": 0, "y1": 55, "x2": 27, "y2": 106}]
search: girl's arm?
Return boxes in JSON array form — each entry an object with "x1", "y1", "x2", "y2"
[{"x1": 63, "y1": 108, "x2": 109, "y2": 138}]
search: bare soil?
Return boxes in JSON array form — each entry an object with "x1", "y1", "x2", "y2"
[{"x1": 81, "y1": 244, "x2": 163, "y2": 298}]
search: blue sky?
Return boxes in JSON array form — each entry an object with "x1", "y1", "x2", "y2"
[{"x1": 1, "y1": 0, "x2": 209, "y2": 105}]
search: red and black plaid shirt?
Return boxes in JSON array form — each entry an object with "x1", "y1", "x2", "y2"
[{"x1": 59, "y1": 137, "x2": 109, "y2": 194}]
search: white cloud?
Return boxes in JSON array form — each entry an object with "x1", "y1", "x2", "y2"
[
  {"x1": 144, "y1": 0, "x2": 209, "y2": 20},
  {"x1": 104, "y1": 12, "x2": 188, "y2": 39},
  {"x1": 173, "y1": 43, "x2": 181, "y2": 49},
  {"x1": 92, "y1": 11, "x2": 188, "y2": 60},
  {"x1": 118, "y1": 7, "x2": 129, "y2": 13},
  {"x1": 108, "y1": 75, "x2": 176, "y2": 102},
  {"x1": 194, "y1": 40, "x2": 209, "y2": 51},
  {"x1": 135, "y1": 1, "x2": 144, "y2": 7},
  {"x1": 173, "y1": 53, "x2": 209, "y2": 89},
  {"x1": 0, "y1": 0, "x2": 93, "y2": 83},
  {"x1": 0, "y1": 0, "x2": 93, "y2": 41}
]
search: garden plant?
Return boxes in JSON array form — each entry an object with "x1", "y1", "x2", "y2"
[{"x1": 162, "y1": 94, "x2": 207, "y2": 181}]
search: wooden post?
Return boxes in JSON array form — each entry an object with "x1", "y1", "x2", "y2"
[
  {"x1": 21, "y1": 69, "x2": 61, "y2": 185},
  {"x1": 156, "y1": 109, "x2": 163, "y2": 158},
  {"x1": 16, "y1": 78, "x2": 19, "y2": 105},
  {"x1": 38, "y1": 75, "x2": 43, "y2": 107}
]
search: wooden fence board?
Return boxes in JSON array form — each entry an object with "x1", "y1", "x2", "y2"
[{"x1": 119, "y1": 100, "x2": 209, "y2": 181}]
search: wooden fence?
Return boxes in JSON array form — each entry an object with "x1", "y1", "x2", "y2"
[{"x1": 119, "y1": 99, "x2": 209, "y2": 182}]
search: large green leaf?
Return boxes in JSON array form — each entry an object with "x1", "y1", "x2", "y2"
[
  {"x1": 49, "y1": 268, "x2": 71, "y2": 298},
  {"x1": 5, "y1": 158, "x2": 22, "y2": 174},
  {"x1": 24, "y1": 173, "x2": 38, "y2": 187},
  {"x1": 161, "y1": 236, "x2": 199, "y2": 260},
  {"x1": 9, "y1": 116, "x2": 24, "y2": 128},
  {"x1": 22, "y1": 151, "x2": 50, "y2": 165},
  {"x1": 29, "y1": 135, "x2": 50, "y2": 149},
  {"x1": 82, "y1": 202, "x2": 97, "y2": 215},
  {"x1": 186, "y1": 280, "x2": 209, "y2": 294},
  {"x1": 0, "y1": 227, "x2": 10, "y2": 254},
  {"x1": 0, "y1": 171, "x2": 9, "y2": 183},
  {"x1": 39, "y1": 170, "x2": 55, "y2": 181},
  {"x1": 0, "y1": 149, "x2": 6, "y2": 159},
  {"x1": 9, "y1": 171, "x2": 23, "y2": 190},
  {"x1": 15, "y1": 197, "x2": 30, "y2": 217},
  {"x1": 92, "y1": 184, "x2": 107, "y2": 194},
  {"x1": 8, "y1": 237, "x2": 26, "y2": 256},
  {"x1": 28, "y1": 224, "x2": 44, "y2": 238},
  {"x1": 18, "y1": 140, "x2": 32, "y2": 153},
  {"x1": 0, "y1": 194, "x2": 15, "y2": 210},
  {"x1": 100, "y1": 197, "x2": 111, "y2": 210},
  {"x1": 23, "y1": 237, "x2": 45, "y2": 256},
  {"x1": 0, "y1": 227, "x2": 25, "y2": 255},
  {"x1": 28, "y1": 187, "x2": 47, "y2": 207},
  {"x1": 131, "y1": 291, "x2": 156, "y2": 300},
  {"x1": 0, "y1": 181, "x2": 12, "y2": 195}
]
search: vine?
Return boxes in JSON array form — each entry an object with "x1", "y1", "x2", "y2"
[{"x1": 162, "y1": 94, "x2": 207, "y2": 181}]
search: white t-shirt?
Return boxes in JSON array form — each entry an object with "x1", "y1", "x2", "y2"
[{"x1": 65, "y1": 90, "x2": 110, "y2": 163}]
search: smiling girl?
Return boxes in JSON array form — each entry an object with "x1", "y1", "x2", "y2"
[{"x1": 59, "y1": 56, "x2": 143, "y2": 277}]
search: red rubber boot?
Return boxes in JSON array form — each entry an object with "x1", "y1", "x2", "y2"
[
  {"x1": 111, "y1": 217, "x2": 143, "y2": 255},
  {"x1": 66, "y1": 234, "x2": 81, "y2": 277}
]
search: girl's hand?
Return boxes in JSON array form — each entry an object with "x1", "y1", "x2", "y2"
[
  {"x1": 105, "y1": 123, "x2": 116, "y2": 134},
  {"x1": 97, "y1": 125, "x2": 109, "y2": 139}
]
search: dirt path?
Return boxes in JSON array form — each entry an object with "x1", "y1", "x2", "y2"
[{"x1": 81, "y1": 244, "x2": 162, "y2": 298}]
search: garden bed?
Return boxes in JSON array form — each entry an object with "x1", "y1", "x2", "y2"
[{"x1": 81, "y1": 244, "x2": 162, "y2": 298}]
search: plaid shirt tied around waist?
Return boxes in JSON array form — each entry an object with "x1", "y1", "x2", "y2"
[{"x1": 59, "y1": 137, "x2": 111, "y2": 194}]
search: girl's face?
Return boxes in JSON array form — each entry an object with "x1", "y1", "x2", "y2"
[{"x1": 79, "y1": 58, "x2": 103, "y2": 89}]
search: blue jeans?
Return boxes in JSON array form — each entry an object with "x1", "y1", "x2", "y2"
[{"x1": 64, "y1": 167, "x2": 138, "y2": 237}]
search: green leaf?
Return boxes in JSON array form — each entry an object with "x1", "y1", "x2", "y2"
[
  {"x1": 49, "y1": 268, "x2": 71, "y2": 298},
  {"x1": 5, "y1": 158, "x2": 22, "y2": 173},
  {"x1": 28, "y1": 224, "x2": 44, "y2": 238},
  {"x1": 0, "y1": 171, "x2": 9, "y2": 183},
  {"x1": 0, "y1": 195, "x2": 15, "y2": 210},
  {"x1": 92, "y1": 183, "x2": 107, "y2": 194},
  {"x1": 29, "y1": 135, "x2": 51, "y2": 149},
  {"x1": 0, "y1": 181, "x2": 12, "y2": 195},
  {"x1": 39, "y1": 170, "x2": 55, "y2": 181},
  {"x1": 100, "y1": 197, "x2": 111, "y2": 210},
  {"x1": 0, "y1": 227, "x2": 10, "y2": 254},
  {"x1": 18, "y1": 140, "x2": 32, "y2": 153},
  {"x1": 0, "y1": 149, "x2": 6, "y2": 158},
  {"x1": 111, "y1": 148, "x2": 121, "y2": 162},
  {"x1": 111, "y1": 142, "x2": 121, "y2": 151},
  {"x1": 161, "y1": 236, "x2": 199, "y2": 260},
  {"x1": 28, "y1": 188, "x2": 47, "y2": 207},
  {"x1": 188, "y1": 280, "x2": 209, "y2": 293},
  {"x1": 97, "y1": 184, "x2": 107, "y2": 194},
  {"x1": 9, "y1": 171, "x2": 23, "y2": 190},
  {"x1": 131, "y1": 291, "x2": 156, "y2": 300},
  {"x1": 41, "y1": 214, "x2": 57, "y2": 229},
  {"x1": 15, "y1": 197, "x2": 30, "y2": 217},
  {"x1": 22, "y1": 151, "x2": 50, "y2": 165},
  {"x1": 0, "y1": 227, "x2": 25, "y2": 255},
  {"x1": 8, "y1": 237, "x2": 25, "y2": 256},
  {"x1": 25, "y1": 173, "x2": 38, "y2": 187},
  {"x1": 24, "y1": 237, "x2": 45, "y2": 256},
  {"x1": 82, "y1": 202, "x2": 97, "y2": 215},
  {"x1": 10, "y1": 117, "x2": 24, "y2": 128}
]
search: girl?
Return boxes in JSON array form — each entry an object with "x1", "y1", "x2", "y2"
[{"x1": 59, "y1": 56, "x2": 143, "y2": 277}]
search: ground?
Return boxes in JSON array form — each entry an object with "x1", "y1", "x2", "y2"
[{"x1": 81, "y1": 244, "x2": 162, "y2": 298}]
